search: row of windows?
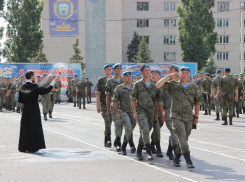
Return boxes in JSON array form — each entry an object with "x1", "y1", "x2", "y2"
[
  {"x1": 216, "y1": 52, "x2": 245, "y2": 61},
  {"x1": 136, "y1": 2, "x2": 230, "y2": 11}
]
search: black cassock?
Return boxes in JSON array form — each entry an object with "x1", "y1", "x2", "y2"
[{"x1": 18, "y1": 82, "x2": 53, "y2": 152}]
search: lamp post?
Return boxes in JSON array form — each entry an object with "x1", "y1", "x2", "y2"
[{"x1": 241, "y1": 1, "x2": 245, "y2": 72}]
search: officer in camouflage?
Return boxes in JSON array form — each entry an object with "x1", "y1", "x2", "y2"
[
  {"x1": 238, "y1": 73, "x2": 245, "y2": 113},
  {"x1": 49, "y1": 76, "x2": 62, "y2": 118},
  {"x1": 86, "y1": 77, "x2": 93, "y2": 104},
  {"x1": 202, "y1": 73, "x2": 212, "y2": 115},
  {"x1": 96, "y1": 64, "x2": 113, "y2": 148},
  {"x1": 0, "y1": 76, "x2": 8, "y2": 112},
  {"x1": 71, "y1": 74, "x2": 80, "y2": 107},
  {"x1": 131, "y1": 64, "x2": 160, "y2": 161},
  {"x1": 216, "y1": 68, "x2": 238, "y2": 125},
  {"x1": 77, "y1": 77, "x2": 87, "y2": 109},
  {"x1": 135, "y1": 74, "x2": 141, "y2": 82},
  {"x1": 234, "y1": 74, "x2": 243, "y2": 118},
  {"x1": 156, "y1": 67, "x2": 201, "y2": 168},
  {"x1": 112, "y1": 71, "x2": 137, "y2": 155},
  {"x1": 196, "y1": 73, "x2": 204, "y2": 110},
  {"x1": 16, "y1": 75, "x2": 26, "y2": 114}
]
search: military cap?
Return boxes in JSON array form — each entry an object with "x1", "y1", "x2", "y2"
[
  {"x1": 224, "y1": 68, "x2": 230, "y2": 71},
  {"x1": 151, "y1": 70, "x2": 161, "y2": 75},
  {"x1": 210, "y1": 74, "x2": 214, "y2": 77},
  {"x1": 113, "y1": 63, "x2": 122, "y2": 69},
  {"x1": 75, "y1": 74, "x2": 78, "y2": 76},
  {"x1": 195, "y1": 74, "x2": 198, "y2": 76},
  {"x1": 15, "y1": 79, "x2": 18, "y2": 81},
  {"x1": 82, "y1": 77, "x2": 85, "y2": 79},
  {"x1": 53, "y1": 75, "x2": 57, "y2": 78},
  {"x1": 103, "y1": 64, "x2": 112, "y2": 69},
  {"x1": 234, "y1": 74, "x2": 239, "y2": 76},
  {"x1": 230, "y1": 74, "x2": 233, "y2": 76},
  {"x1": 204, "y1": 73, "x2": 209, "y2": 75},
  {"x1": 161, "y1": 75, "x2": 165, "y2": 77},
  {"x1": 198, "y1": 72, "x2": 203, "y2": 75},
  {"x1": 37, "y1": 75, "x2": 40, "y2": 78},
  {"x1": 43, "y1": 73, "x2": 48, "y2": 76},
  {"x1": 7, "y1": 77, "x2": 10, "y2": 79},
  {"x1": 168, "y1": 64, "x2": 179, "y2": 72},
  {"x1": 240, "y1": 73, "x2": 244, "y2": 76},
  {"x1": 21, "y1": 75, "x2": 25, "y2": 77},
  {"x1": 86, "y1": 77, "x2": 89, "y2": 79},
  {"x1": 140, "y1": 64, "x2": 150, "y2": 71},
  {"x1": 216, "y1": 69, "x2": 222, "y2": 72},
  {"x1": 122, "y1": 71, "x2": 132, "y2": 75},
  {"x1": 136, "y1": 74, "x2": 140, "y2": 76},
  {"x1": 180, "y1": 67, "x2": 191, "y2": 72}
]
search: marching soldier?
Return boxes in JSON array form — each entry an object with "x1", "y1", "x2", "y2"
[
  {"x1": 216, "y1": 68, "x2": 238, "y2": 125},
  {"x1": 55, "y1": 77, "x2": 62, "y2": 104},
  {"x1": 96, "y1": 64, "x2": 113, "y2": 147},
  {"x1": 201, "y1": 73, "x2": 212, "y2": 115},
  {"x1": 131, "y1": 64, "x2": 160, "y2": 161},
  {"x1": 0, "y1": 76, "x2": 8, "y2": 112},
  {"x1": 49, "y1": 76, "x2": 61, "y2": 118},
  {"x1": 6, "y1": 77, "x2": 14, "y2": 111},
  {"x1": 135, "y1": 74, "x2": 141, "y2": 81},
  {"x1": 156, "y1": 67, "x2": 201, "y2": 168},
  {"x1": 16, "y1": 75, "x2": 26, "y2": 114},
  {"x1": 6, "y1": 78, "x2": 19, "y2": 112},
  {"x1": 234, "y1": 74, "x2": 243, "y2": 118},
  {"x1": 238, "y1": 73, "x2": 245, "y2": 113},
  {"x1": 71, "y1": 74, "x2": 80, "y2": 107},
  {"x1": 196, "y1": 73, "x2": 204, "y2": 110},
  {"x1": 86, "y1": 77, "x2": 93, "y2": 104},
  {"x1": 77, "y1": 77, "x2": 87, "y2": 109},
  {"x1": 112, "y1": 71, "x2": 137, "y2": 155}
]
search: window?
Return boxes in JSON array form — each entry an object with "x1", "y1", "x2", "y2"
[
  {"x1": 217, "y1": 19, "x2": 229, "y2": 27},
  {"x1": 137, "y1": 2, "x2": 149, "y2": 11},
  {"x1": 217, "y1": 2, "x2": 229, "y2": 11},
  {"x1": 218, "y1": 36, "x2": 229, "y2": 44},
  {"x1": 164, "y1": 19, "x2": 176, "y2": 27},
  {"x1": 139, "y1": 36, "x2": 149, "y2": 44},
  {"x1": 164, "y1": 36, "x2": 176, "y2": 44},
  {"x1": 217, "y1": 52, "x2": 229, "y2": 60},
  {"x1": 164, "y1": 53, "x2": 176, "y2": 61},
  {"x1": 164, "y1": 3, "x2": 176, "y2": 11},
  {"x1": 137, "y1": 19, "x2": 149, "y2": 27}
]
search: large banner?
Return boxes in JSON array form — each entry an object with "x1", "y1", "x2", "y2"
[
  {"x1": 0, "y1": 63, "x2": 81, "y2": 94},
  {"x1": 50, "y1": 0, "x2": 78, "y2": 36},
  {"x1": 111, "y1": 63, "x2": 197, "y2": 76}
]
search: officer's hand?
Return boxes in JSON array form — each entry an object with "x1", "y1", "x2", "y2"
[
  {"x1": 210, "y1": 94, "x2": 213, "y2": 98},
  {"x1": 161, "y1": 115, "x2": 165, "y2": 122},
  {"x1": 240, "y1": 96, "x2": 243, "y2": 100},
  {"x1": 107, "y1": 110, "x2": 111, "y2": 117},
  {"x1": 215, "y1": 95, "x2": 218, "y2": 99},
  {"x1": 133, "y1": 112, "x2": 138, "y2": 120},
  {"x1": 235, "y1": 97, "x2": 238, "y2": 102},
  {"x1": 193, "y1": 118, "x2": 198, "y2": 125},
  {"x1": 97, "y1": 106, "x2": 101, "y2": 113},
  {"x1": 116, "y1": 112, "x2": 120, "y2": 119},
  {"x1": 154, "y1": 115, "x2": 158, "y2": 121}
]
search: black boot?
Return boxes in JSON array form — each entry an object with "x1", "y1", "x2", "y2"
[
  {"x1": 128, "y1": 139, "x2": 136, "y2": 153},
  {"x1": 145, "y1": 143, "x2": 154, "y2": 160},
  {"x1": 222, "y1": 116, "x2": 224, "y2": 121},
  {"x1": 173, "y1": 146, "x2": 181, "y2": 162},
  {"x1": 113, "y1": 138, "x2": 117, "y2": 148},
  {"x1": 104, "y1": 135, "x2": 108, "y2": 147},
  {"x1": 233, "y1": 112, "x2": 235, "y2": 117},
  {"x1": 236, "y1": 112, "x2": 239, "y2": 118},
  {"x1": 173, "y1": 153, "x2": 181, "y2": 167},
  {"x1": 83, "y1": 104, "x2": 86, "y2": 109},
  {"x1": 243, "y1": 108, "x2": 245, "y2": 114},
  {"x1": 151, "y1": 140, "x2": 156, "y2": 154},
  {"x1": 79, "y1": 104, "x2": 81, "y2": 109},
  {"x1": 142, "y1": 146, "x2": 146, "y2": 150},
  {"x1": 214, "y1": 113, "x2": 220, "y2": 120},
  {"x1": 136, "y1": 145, "x2": 144, "y2": 161},
  {"x1": 0, "y1": 106, "x2": 2, "y2": 112},
  {"x1": 44, "y1": 114, "x2": 47, "y2": 121},
  {"x1": 155, "y1": 141, "x2": 163, "y2": 158},
  {"x1": 183, "y1": 153, "x2": 195, "y2": 168},
  {"x1": 106, "y1": 134, "x2": 112, "y2": 147},
  {"x1": 222, "y1": 117, "x2": 227, "y2": 125},
  {"x1": 13, "y1": 107, "x2": 15, "y2": 112},
  {"x1": 208, "y1": 110, "x2": 211, "y2": 115},
  {"x1": 203, "y1": 110, "x2": 208, "y2": 115},
  {"x1": 49, "y1": 111, "x2": 52, "y2": 118},
  {"x1": 17, "y1": 107, "x2": 20, "y2": 113},
  {"x1": 73, "y1": 102, "x2": 76, "y2": 107},
  {"x1": 229, "y1": 116, "x2": 233, "y2": 125},
  {"x1": 202, "y1": 105, "x2": 204, "y2": 111},
  {"x1": 240, "y1": 108, "x2": 242, "y2": 114},
  {"x1": 116, "y1": 137, "x2": 121, "y2": 152},
  {"x1": 166, "y1": 142, "x2": 174, "y2": 160},
  {"x1": 121, "y1": 142, "x2": 127, "y2": 155}
]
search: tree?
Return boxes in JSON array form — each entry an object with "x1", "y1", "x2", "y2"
[
  {"x1": 177, "y1": 0, "x2": 218, "y2": 70},
  {"x1": 2, "y1": 0, "x2": 44, "y2": 62},
  {"x1": 27, "y1": 43, "x2": 48, "y2": 63},
  {"x1": 201, "y1": 58, "x2": 217, "y2": 74},
  {"x1": 0, "y1": 0, "x2": 5, "y2": 62},
  {"x1": 70, "y1": 37, "x2": 85, "y2": 75},
  {"x1": 126, "y1": 31, "x2": 140, "y2": 63},
  {"x1": 132, "y1": 36, "x2": 153, "y2": 63}
]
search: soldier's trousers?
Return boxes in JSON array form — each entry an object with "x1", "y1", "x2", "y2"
[
  {"x1": 204, "y1": 97, "x2": 212, "y2": 111},
  {"x1": 57, "y1": 92, "x2": 61, "y2": 101},
  {"x1": 137, "y1": 109, "x2": 154, "y2": 146},
  {"x1": 101, "y1": 107, "x2": 112, "y2": 136},
  {"x1": 73, "y1": 94, "x2": 77, "y2": 103},
  {"x1": 77, "y1": 94, "x2": 85, "y2": 107},
  {"x1": 111, "y1": 106, "x2": 123, "y2": 138},
  {"x1": 235, "y1": 100, "x2": 240, "y2": 113},
  {"x1": 120, "y1": 111, "x2": 137, "y2": 143},
  {"x1": 165, "y1": 108, "x2": 179, "y2": 147},
  {"x1": 172, "y1": 118, "x2": 192, "y2": 155},
  {"x1": 151, "y1": 113, "x2": 162, "y2": 143},
  {"x1": 87, "y1": 92, "x2": 91, "y2": 103},
  {"x1": 215, "y1": 96, "x2": 222, "y2": 114},
  {"x1": 221, "y1": 99, "x2": 234, "y2": 118},
  {"x1": 10, "y1": 95, "x2": 15, "y2": 107},
  {"x1": 19, "y1": 103, "x2": 24, "y2": 111},
  {"x1": 0, "y1": 94, "x2": 5, "y2": 107},
  {"x1": 50, "y1": 93, "x2": 57, "y2": 112},
  {"x1": 41, "y1": 96, "x2": 51, "y2": 114}
]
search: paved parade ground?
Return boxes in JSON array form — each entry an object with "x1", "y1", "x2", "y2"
[{"x1": 1, "y1": 102, "x2": 245, "y2": 182}]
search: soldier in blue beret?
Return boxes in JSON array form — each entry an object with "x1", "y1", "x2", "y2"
[
  {"x1": 113, "y1": 63, "x2": 122, "y2": 69},
  {"x1": 140, "y1": 64, "x2": 150, "y2": 72},
  {"x1": 238, "y1": 73, "x2": 245, "y2": 113},
  {"x1": 135, "y1": 74, "x2": 141, "y2": 81},
  {"x1": 196, "y1": 72, "x2": 204, "y2": 110},
  {"x1": 168, "y1": 64, "x2": 179, "y2": 72},
  {"x1": 234, "y1": 74, "x2": 243, "y2": 118},
  {"x1": 103, "y1": 64, "x2": 112, "y2": 69},
  {"x1": 86, "y1": 77, "x2": 93, "y2": 104},
  {"x1": 202, "y1": 72, "x2": 212, "y2": 115}
]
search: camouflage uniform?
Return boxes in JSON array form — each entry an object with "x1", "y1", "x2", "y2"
[
  {"x1": 6, "y1": 82, "x2": 13, "y2": 108},
  {"x1": 238, "y1": 78, "x2": 244, "y2": 109},
  {"x1": 68, "y1": 79, "x2": 73, "y2": 101},
  {"x1": 10, "y1": 83, "x2": 17, "y2": 108},
  {"x1": 77, "y1": 81, "x2": 86, "y2": 108},
  {"x1": 39, "y1": 81, "x2": 51, "y2": 114},
  {"x1": 86, "y1": 81, "x2": 93, "y2": 103},
  {"x1": 160, "y1": 81, "x2": 202, "y2": 155},
  {"x1": 218, "y1": 75, "x2": 238, "y2": 118},
  {"x1": 49, "y1": 81, "x2": 61, "y2": 112},
  {"x1": 196, "y1": 77, "x2": 204, "y2": 108},
  {"x1": 71, "y1": 78, "x2": 80, "y2": 104},
  {"x1": 131, "y1": 80, "x2": 160, "y2": 146},
  {"x1": 16, "y1": 82, "x2": 25, "y2": 111},
  {"x1": 0, "y1": 81, "x2": 7, "y2": 108},
  {"x1": 212, "y1": 76, "x2": 222, "y2": 115},
  {"x1": 202, "y1": 78, "x2": 212, "y2": 111},
  {"x1": 112, "y1": 83, "x2": 137, "y2": 143},
  {"x1": 56, "y1": 80, "x2": 62, "y2": 103},
  {"x1": 234, "y1": 80, "x2": 243, "y2": 114},
  {"x1": 105, "y1": 77, "x2": 124, "y2": 138}
]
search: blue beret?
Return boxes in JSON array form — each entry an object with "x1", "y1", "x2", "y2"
[
  {"x1": 224, "y1": 68, "x2": 230, "y2": 71},
  {"x1": 53, "y1": 76, "x2": 57, "y2": 78},
  {"x1": 43, "y1": 73, "x2": 48, "y2": 76},
  {"x1": 86, "y1": 77, "x2": 89, "y2": 79},
  {"x1": 198, "y1": 72, "x2": 203, "y2": 75},
  {"x1": 210, "y1": 74, "x2": 214, "y2": 77},
  {"x1": 216, "y1": 69, "x2": 221, "y2": 72},
  {"x1": 234, "y1": 74, "x2": 239, "y2": 76},
  {"x1": 37, "y1": 76, "x2": 40, "y2": 77},
  {"x1": 136, "y1": 74, "x2": 140, "y2": 76},
  {"x1": 122, "y1": 71, "x2": 132, "y2": 75},
  {"x1": 240, "y1": 73, "x2": 244, "y2": 76},
  {"x1": 168, "y1": 64, "x2": 179, "y2": 72},
  {"x1": 113, "y1": 63, "x2": 122, "y2": 69},
  {"x1": 151, "y1": 70, "x2": 161, "y2": 75},
  {"x1": 140, "y1": 64, "x2": 150, "y2": 71},
  {"x1": 82, "y1": 77, "x2": 85, "y2": 79},
  {"x1": 230, "y1": 74, "x2": 233, "y2": 76},
  {"x1": 180, "y1": 67, "x2": 191, "y2": 72},
  {"x1": 204, "y1": 73, "x2": 209, "y2": 75},
  {"x1": 103, "y1": 64, "x2": 112, "y2": 69},
  {"x1": 75, "y1": 74, "x2": 78, "y2": 76},
  {"x1": 161, "y1": 75, "x2": 165, "y2": 77}
]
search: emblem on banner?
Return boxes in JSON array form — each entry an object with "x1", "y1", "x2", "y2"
[{"x1": 54, "y1": 0, "x2": 74, "y2": 20}]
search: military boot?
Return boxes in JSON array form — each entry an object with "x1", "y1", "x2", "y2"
[
  {"x1": 83, "y1": 104, "x2": 86, "y2": 109},
  {"x1": 151, "y1": 140, "x2": 156, "y2": 154},
  {"x1": 214, "y1": 113, "x2": 220, "y2": 120},
  {"x1": 13, "y1": 107, "x2": 15, "y2": 112},
  {"x1": 73, "y1": 102, "x2": 76, "y2": 107},
  {"x1": 116, "y1": 137, "x2": 121, "y2": 152},
  {"x1": 128, "y1": 139, "x2": 136, "y2": 153},
  {"x1": 173, "y1": 146, "x2": 181, "y2": 162},
  {"x1": 145, "y1": 143, "x2": 154, "y2": 160},
  {"x1": 79, "y1": 104, "x2": 81, "y2": 109},
  {"x1": 240, "y1": 108, "x2": 242, "y2": 114},
  {"x1": 0, "y1": 106, "x2": 2, "y2": 112},
  {"x1": 113, "y1": 138, "x2": 117, "y2": 148},
  {"x1": 155, "y1": 141, "x2": 163, "y2": 158},
  {"x1": 166, "y1": 142, "x2": 174, "y2": 160},
  {"x1": 208, "y1": 110, "x2": 211, "y2": 115},
  {"x1": 222, "y1": 117, "x2": 227, "y2": 125},
  {"x1": 236, "y1": 112, "x2": 239, "y2": 118},
  {"x1": 173, "y1": 153, "x2": 181, "y2": 167},
  {"x1": 136, "y1": 144, "x2": 144, "y2": 161},
  {"x1": 202, "y1": 105, "x2": 204, "y2": 111},
  {"x1": 229, "y1": 116, "x2": 233, "y2": 125},
  {"x1": 203, "y1": 110, "x2": 208, "y2": 115},
  {"x1": 17, "y1": 107, "x2": 20, "y2": 113},
  {"x1": 121, "y1": 142, "x2": 127, "y2": 155},
  {"x1": 142, "y1": 146, "x2": 146, "y2": 150},
  {"x1": 49, "y1": 111, "x2": 52, "y2": 118},
  {"x1": 106, "y1": 134, "x2": 112, "y2": 147},
  {"x1": 183, "y1": 153, "x2": 195, "y2": 168},
  {"x1": 243, "y1": 108, "x2": 245, "y2": 114},
  {"x1": 44, "y1": 114, "x2": 48, "y2": 121},
  {"x1": 104, "y1": 135, "x2": 108, "y2": 147},
  {"x1": 233, "y1": 112, "x2": 235, "y2": 117}
]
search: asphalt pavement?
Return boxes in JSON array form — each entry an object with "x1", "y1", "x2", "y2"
[{"x1": 1, "y1": 102, "x2": 245, "y2": 182}]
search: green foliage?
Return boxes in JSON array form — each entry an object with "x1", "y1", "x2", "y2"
[
  {"x1": 27, "y1": 43, "x2": 48, "y2": 63},
  {"x1": 177, "y1": 0, "x2": 218, "y2": 70},
  {"x1": 0, "y1": 0, "x2": 5, "y2": 62},
  {"x1": 69, "y1": 37, "x2": 85, "y2": 73},
  {"x1": 126, "y1": 31, "x2": 140, "y2": 63},
  {"x1": 132, "y1": 36, "x2": 153, "y2": 63},
  {"x1": 2, "y1": 0, "x2": 44, "y2": 62},
  {"x1": 200, "y1": 58, "x2": 217, "y2": 74}
]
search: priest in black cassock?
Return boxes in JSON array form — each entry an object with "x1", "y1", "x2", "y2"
[{"x1": 18, "y1": 70, "x2": 59, "y2": 153}]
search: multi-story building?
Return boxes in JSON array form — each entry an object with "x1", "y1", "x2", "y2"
[{"x1": 41, "y1": 0, "x2": 243, "y2": 83}]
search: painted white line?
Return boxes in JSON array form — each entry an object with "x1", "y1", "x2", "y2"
[{"x1": 44, "y1": 127, "x2": 197, "y2": 182}]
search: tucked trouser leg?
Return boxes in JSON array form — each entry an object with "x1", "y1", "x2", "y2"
[
  {"x1": 228, "y1": 100, "x2": 234, "y2": 117},
  {"x1": 111, "y1": 106, "x2": 123, "y2": 138},
  {"x1": 41, "y1": 97, "x2": 48, "y2": 114},
  {"x1": 101, "y1": 109, "x2": 112, "y2": 136},
  {"x1": 77, "y1": 95, "x2": 81, "y2": 107},
  {"x1": 165, "y1": 108, "x2": 179, "y2": 147},
  {"x1": 120, "y1": 111, "x2": 134, "y2": 142},
  {"x1": 151, "y1": 120, "x2": 160, "y2": 143},
  {"x1": 50, "y1": 93, "x2": 57, "y2": 112}
]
